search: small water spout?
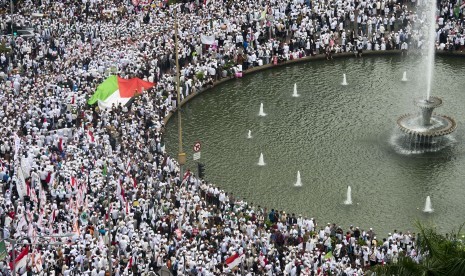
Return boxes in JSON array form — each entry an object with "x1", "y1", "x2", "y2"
[
  {"x1": 344, "y1": 186, "x2": 353, "y2": 205},
  {"x1": 258, "y1": 103, "x2": 267, "y2": 117},
  {"x1": 423, "y1": 196, "x2": 434, "y2": 213},
  {"x1": 294, "y1": 171, "x2": 302, "y2": 187},
  {"x1": 341, "y1": 74, "x2": 348, "y2": 86},
  {"x1": 247, "y1": 130, "x2": 252, "y2": 139},
  {"x1": 257, "y1": 153, "x2": 265, "y2": 166},
  {"x1": 401, "y1": 71, "x2": 408, "y2": 82},
  {"x1": 292, "y1": 83, "x2": 300, "y2": 97}
]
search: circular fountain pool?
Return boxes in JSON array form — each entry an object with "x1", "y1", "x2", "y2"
[{"x1": 164, "y1": 55, "x2": 465, "y2": 232}]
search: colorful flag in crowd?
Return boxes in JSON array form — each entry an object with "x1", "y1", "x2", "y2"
[
  {"x1": 87, "y1": 75, "x2": 154, "y2": 109},
  {"x1": 9, "y1": 246, "x2": 29, "y2": 272},
  {"x1": 102, "y1": 163, "x2": 107, "y2": 176},
  {"x1": 324, "y1": 251, "x2": 333, "y2": 260},
  {"x1": 225, "y1": 253, "x2": 245, "y2": 269},
  {"x1": 86, "y1": 130, "x2": 95, "y2": 143},
  {"x1": 182, "y1": 169, "x2": 191, "y2": 184}
]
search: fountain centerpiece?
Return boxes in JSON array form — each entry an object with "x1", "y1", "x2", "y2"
[
  {"x1": 394, "y1": 0, "x2": 457, "y2": 151},
  {"x1": 397, "y1": 97, "x2": 456, "y2": 144}
]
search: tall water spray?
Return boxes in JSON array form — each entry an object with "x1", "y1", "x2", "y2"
[
  {"x1": 401, "y1": 71, "x2": 408, "y2": 82},
  {"x1": 341, "y1": 74, "x2": 348, "y2": 86},
  {"x1": 257, "y1": 153, "x2": 265, "y2": 166},
  {"x1": 247, "y1": 130, "x2": 252, "y2": 139},
  {"x1": 395, "y1": 1, "x2": 457, "y2": 153},
  {"x1": 292, "y1": 83, "x2": 300, "y2": 97},
  {"x1": 423, "y1": 0, "x2": 437, "y2": 99},
  {"x1": 423, "y1": 196, "x2": 434, "y2": 213},
  {"x1": 294, "y1": 171, "x2": 302, "y2": 187},
  {"x1": 258, "y1": 103, "x2": 267, "y2": 116},
  {"x1": 344, "y1": 186, "x2": 353, "y2": 205}
]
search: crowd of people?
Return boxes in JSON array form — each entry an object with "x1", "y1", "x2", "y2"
[{"x1": 0, "y1": 0, "x2": 460, "y2": 275}]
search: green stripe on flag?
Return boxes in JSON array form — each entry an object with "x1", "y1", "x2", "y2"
[
  {"x1": 324, "y1": 251, "x2": 333, "y2": 260},
  {"x1": 88, "y1": 75, "x2": 119, "y2": 105},
  {"x1": 102, "y1": 163, "x2": 107, "y2": 176}
]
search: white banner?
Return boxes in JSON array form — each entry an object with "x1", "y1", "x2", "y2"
[
  {"x1": 13, "y1": 134, "x2": 20, "y2": 161},
  {"x1": 16, "y1": 168, "x2": 27, "y2": 199},
  {"x1": 20, "y1": 157, "x2": 31, "y2": 178},
  {"x1": 201, "y1": 34, "x2": 216, "y2": 45}
]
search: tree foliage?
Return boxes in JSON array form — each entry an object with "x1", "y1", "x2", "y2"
[{"x1": 370, "y1": 221, "x2": 465, "y2": 276}]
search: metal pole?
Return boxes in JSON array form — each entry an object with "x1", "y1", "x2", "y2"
[
  {"x1": 174, "y1": 8, "x2": 186, "y2": 177},
  {"x1": 11, "y1": 239, "x2": 15, "y2": 276},
  {"x1": 107, "y1": 171, "x2": 112, "y2": 276},
  {"x1": 9, "y1": 0, "x2": 14, "y2": 72}
]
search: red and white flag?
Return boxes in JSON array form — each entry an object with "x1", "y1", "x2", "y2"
[
  {"x1": 47, "y1": 172, "x2": 55, "y2": 185},
  {"x1": 87, "y1": 130, "x2": 95, "y2": 143},
  {"x1": 117, "y1": 179, "x2": 126, "y2": 203},
  {"x1": 58, "y1": 138, "x2": 64, "y2": 152},
  {"x1": 9, "y1": 246, "x2": 29, "y2": 272},
  {"x1": 125, "y1": 160, "x2": 131, "y2": 175},
  {"x1": 182, "y1": 170, "x2": 191, "y2": 184},
  {"x1": 70, "y1": 176, "x2": 77, "y2": 188},
  {"x1": 132, "y1": 176, "x2": 137, "y2": 188},
  {"x1": 126, "y1": 257, "x2": 133, "y2": 269},
  {"x1": 225, "y1": 253, "x2": 245, "y2": 269}
]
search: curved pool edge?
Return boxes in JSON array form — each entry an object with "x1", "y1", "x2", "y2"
[{"x1": 163, "y1": 50, "x2": 465, "y2": 125}]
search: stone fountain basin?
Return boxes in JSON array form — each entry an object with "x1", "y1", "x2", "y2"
[{"x1": 397, "y1": 114, "x2": 457, "y2": 137}]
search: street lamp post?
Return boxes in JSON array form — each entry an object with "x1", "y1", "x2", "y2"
[{"x1": 174, "y1": 8, "x2": 186, "y2": 177}]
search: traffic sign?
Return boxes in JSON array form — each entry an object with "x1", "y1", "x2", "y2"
[
  {"x1": 193, "y1": 152, "x2": 201, "y2": 160},
  {"x1": 193, "y1": 141, "x2": 201, "y2": 152}
]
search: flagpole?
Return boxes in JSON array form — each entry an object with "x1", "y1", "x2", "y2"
[
  {"x1": 106, "y1": 170, "x2": 112, "y2": 276},
  {"x1": 174, "y1": 8, "x2": 186, "y2": 178},
  {"x1": 11, "y1": 239, "x2": 16, "y2": 276}
]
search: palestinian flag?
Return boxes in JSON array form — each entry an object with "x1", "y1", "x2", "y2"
[
  {"x1": 324, "y1": 251, "x2": 333, "y2": 260},
  {"x1": 87, "y1": 75, "x2": 154, "y2": 109}
]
